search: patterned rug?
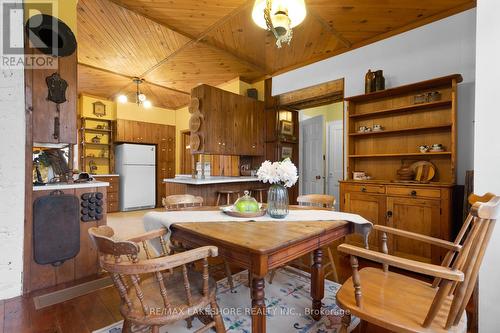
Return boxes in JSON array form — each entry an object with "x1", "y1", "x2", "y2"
[{"x1": 93, "y1": 267, "x2": 359, "y2": 333}]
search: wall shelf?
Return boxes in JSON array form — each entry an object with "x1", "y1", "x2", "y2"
[
  {"x1": 349, "y1": 152, "x2": 452, "y2": 158},
  {"x1": 79, "y1": 117, "x2": 115, "y2": 174},
  {"x1": 349, "y1": 100, "x2": 452, "y2": 119},
  {"x1": 349, "y1": 124, "x2": 452, "y2": 137}
]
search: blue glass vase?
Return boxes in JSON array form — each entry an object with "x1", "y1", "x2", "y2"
[{"x1": 267, "y1": 184, "x2": 289, "y2": 219}]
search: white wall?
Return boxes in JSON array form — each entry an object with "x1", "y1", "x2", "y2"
[
  {"x1": 0, "y1": 3, "x2": 25, "y2": 299},
  {"x1": 474, "y1": 1, "x2": 500, "y2": 332},
  {"x1": 273, "y1": 9, "x2": 477, "y2": 185}
]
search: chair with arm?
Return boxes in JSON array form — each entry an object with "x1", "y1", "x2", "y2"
[
  {"x1": 163, "y1": 194, "x2": 235, "y2": 291},
  {"x1": 88, "y1": 226, "x2": 226, "y2": 333},
  {"x1": 268, "y1": 194, "x2": 339, "y2": 283},
  {"x1": 335, "y1": 194, "x2": 499, "y2": 333}
]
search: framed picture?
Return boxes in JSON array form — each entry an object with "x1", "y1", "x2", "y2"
[
  {"x1": 93, "y1": 101, "x2": 106, "y2": 117},
  {"x1": 280, "y1": 120, "x2": 294, "y2": 136},
  {"x1": 281, "y1": 146, "x2": 293, "y2": 160}
]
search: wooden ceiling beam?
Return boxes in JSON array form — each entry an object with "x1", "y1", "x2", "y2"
[
  {"x1": 309, "y1": 9, "x2": 352, "y2": 49},
  {"x1": 78, "y1": 62, "x2": 191, "y2": 97},
  {"x1": 107, "y1": 0, "x2": 268, "y2": 76}
]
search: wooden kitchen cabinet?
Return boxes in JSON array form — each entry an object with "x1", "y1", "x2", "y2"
[
  {"x1": 340, "y1": 181, "x2": 453, "y2": 264},
  {"x1": 386, "y1": 196, "x2": 442, "y2": 263},
  {"x1": 342, "y1": 191, "x2": 386, "y2": 251},
  {"x1": 190, "y1": 84, "x2": 264, "y2": 156},
  {"x1": 28, "y1": 50, "x2": 78, "y2": 144}
]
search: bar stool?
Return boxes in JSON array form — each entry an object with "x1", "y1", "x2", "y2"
[
  {"x1": 216, "y1": 190, "x2": 240, "y2": 206},
  {"x1": 251, "y1": 188, "x2": 267, "y2": 203}
]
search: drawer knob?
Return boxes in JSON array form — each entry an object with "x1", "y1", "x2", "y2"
[
  {"x1": 411, "y1": 190, "x2": 417, "y2": 196},
  {"x1": 361, "y1": 187, "x2": 367, "y2": 192},
  {"x1": 387, "y1": 210, "x2": 393, "y2": 218}
]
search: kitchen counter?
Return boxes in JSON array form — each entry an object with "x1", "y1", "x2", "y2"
[
  {"x1": 33, "y1": 181, "x2": 110, "y2": 191},
  {"x1": 163, "y1": 175, "x2": 260, "y2": 185},
  {"x1": 164, "y1": 176, "x2": 268, "y2": 206}
]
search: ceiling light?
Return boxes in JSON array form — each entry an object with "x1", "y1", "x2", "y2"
[
  {"x1": 117, "y1": 94, "x2": 128, "y2": 104},
  {"x1": 252, "y1": 0, "x2": 306, "y2": 48},
  {"x1": 117, "y1": 77, "x2": 150, "y2": 108},
  {"x1": 143, "y1": 100, "x2": 152, "y2": 109}
]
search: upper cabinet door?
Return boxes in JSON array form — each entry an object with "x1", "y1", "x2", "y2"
[
  {"x1": 190, "y1": 84, "x2": 265, "y2": 156},
  {"x1": 31, "y1": 52, "x2": 77, "y2": 144}
]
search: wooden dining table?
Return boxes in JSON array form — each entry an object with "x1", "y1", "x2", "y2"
[{"x1": 169, "y1": 207, "x2": 371, "y2": 333}]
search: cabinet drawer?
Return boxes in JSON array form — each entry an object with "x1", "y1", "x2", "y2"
[
  {"x1": 107, "y1": 191, "x2": 119, "y2": 202},
  {"x1": 343, "y1": 184, "x2": 385, "y2": 194},
  {"x1": 387, "y1": 186, "x2": 441, "y2": 199},
  {"x1": 107, "y1": 200, "x2": 119, "y2": 213},
  {"x1": 107, "y1": 182, "x2": 119, "y2": 193}
]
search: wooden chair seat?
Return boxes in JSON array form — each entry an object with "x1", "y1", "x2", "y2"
[
  {"x1": 121, "y1": 270, "x2": 217, "y2": 325},
  {"x1": 337, "y1": 267, "x2": 467, "y2": 333}
]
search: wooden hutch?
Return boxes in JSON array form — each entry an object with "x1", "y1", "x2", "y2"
[{"x1": 340, "y1": 74, "x2": 461, "y2": 264}]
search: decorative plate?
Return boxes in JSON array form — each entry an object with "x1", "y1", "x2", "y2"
[{"x1": 410, "y1": 161, "x2": 436, "y2": 182}]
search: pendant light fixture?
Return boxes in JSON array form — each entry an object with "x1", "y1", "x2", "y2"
[
  {"x1": 117, "y1": 77, "x2": 152, "y2": 109},
  {"x1": 252, "y1": 0, "x2": 306, "y2": 48}
]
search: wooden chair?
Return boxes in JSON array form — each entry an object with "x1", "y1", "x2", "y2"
[
  {"x1": 336, "y1": 193, "x2": 499, "y2": 333},
  {"x1": 297, "y1": 194, "x2": 336, "y2": 208},
  {"x1": 215, "y1": 190, "x2": 239, "y2": 206},
  {"x1": 163, "y1": 194, "x2": 203, "y2": 210},
  {"x1": 88, "y1": 226, "x2": 225, "y2": 333},
  {"x1": 269, "y1": 194, "x2": 339, "y2": 283},
  {"x1": 251, "y1": 188, "x2": 267, "y2": 203},
  {"x1": 163, "y1": 194, "x2": 235, "y2": 291}
]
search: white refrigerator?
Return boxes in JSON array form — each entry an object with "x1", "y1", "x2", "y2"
[{"x1": 115, "y1": 144, "x2": 156, "y2": 211}]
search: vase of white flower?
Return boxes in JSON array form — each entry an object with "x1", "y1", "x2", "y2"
[
  {"x1": 267, "y1": 183, "x2": 289, "y2": 218},
  {"x1": 256, "y1": 158, "x2": 298, "y2": 219}
]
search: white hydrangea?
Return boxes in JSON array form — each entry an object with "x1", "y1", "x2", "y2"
[{"x1": 257, "y1": 158, "x2": 298, "y2": 188}]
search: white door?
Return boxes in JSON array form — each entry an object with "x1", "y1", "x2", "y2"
[
  {"x1": 300, "y1": 115, "x2": 324, "y2": 195},
  {"x1": 326, "y1": 120, "x2": 343, "y2": 209}
]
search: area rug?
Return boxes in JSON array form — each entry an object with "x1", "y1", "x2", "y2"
[{"x1": 93, "y1": 267, "x2": 359, "y2": 333}]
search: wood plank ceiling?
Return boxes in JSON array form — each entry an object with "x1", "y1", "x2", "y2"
[{"x1": 77, "y1": 0, "x2": 476, "y2": 109}]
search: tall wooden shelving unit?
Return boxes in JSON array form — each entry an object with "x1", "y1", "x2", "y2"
[
  {"x1": 340, "y1": 74, "x2": 462, "y2": 265},
  {"x1": 79, "y1": 117, "x2": 114, "y2": 174}
]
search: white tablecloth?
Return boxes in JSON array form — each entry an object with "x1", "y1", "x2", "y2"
[{"x1": 143, "y1": 209, "x2": 373, "y2": 250}]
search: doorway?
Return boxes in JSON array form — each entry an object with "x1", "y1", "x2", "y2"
[
  {"x1": 298, "y1": 102, "x2": 344, "y2": 201},
  {"x1": 299, "y1": 115, "x2": 324, "y2": 194},
  {"x1": 180, "y1": 130, "x2": 192, "y2": 174},
  {"x1": 326, "y1": 120, "x2": 343, "y2": 209}
]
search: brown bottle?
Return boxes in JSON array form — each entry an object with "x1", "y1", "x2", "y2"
[
  {"x1": 365, "y1": 69, "x2": 375, "y2": 94},
  {"x1": 374, "y1": 70, "x2": 385, "y2": 91}
]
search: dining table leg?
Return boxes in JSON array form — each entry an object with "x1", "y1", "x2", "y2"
[
  {"x1": 251, "y1": 276, "x2": 266, "y2": 333},
  {"x1": 311, "y1": 248, "x2": 324, "y2": 321}
]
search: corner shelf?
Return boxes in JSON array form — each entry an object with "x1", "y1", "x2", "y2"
[
  {"x1": 82, "y1": 142, "x2": 112, "y2": 147},
  {"x1": 349, "y1": 124, "x2": 452, "y2": 137},
  {"x1": 348, "y1": 100, "x2": 452, "y2": 119},
  {"x1": 79, "y1": 116, "x2": 115, "y2": 174},
  {"x1": 349, "y1": 152, "x2": 452, "y2": 158},
  {"x1": 81, "y1": 128, "x2": 112, "y2": 134}
]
